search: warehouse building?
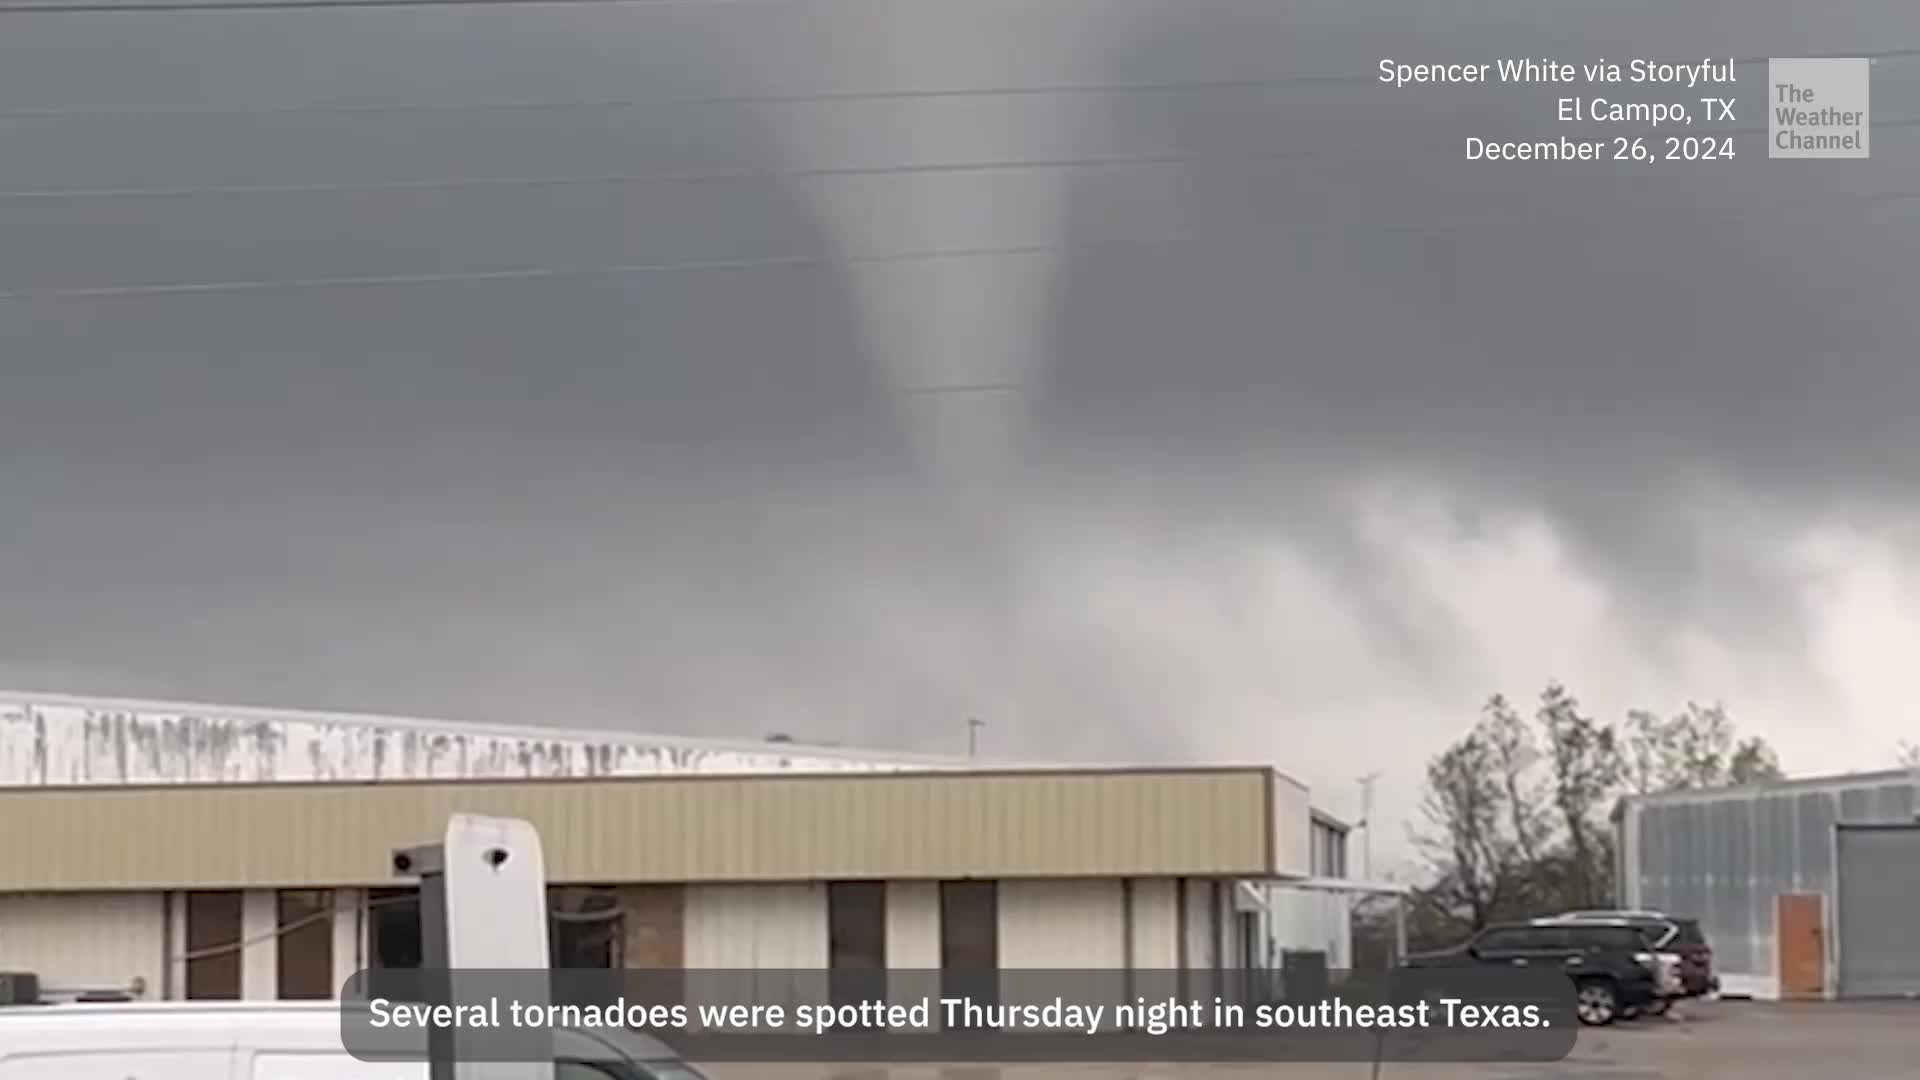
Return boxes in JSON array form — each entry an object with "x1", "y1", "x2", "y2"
[
  {"x1": 0, "y1": 691, "x2": 1394, "y2": 1000},
  {"x1": 1615, "y1": 768, "x2": 1920, "y2": 1000},
  {"x1": 0, "y1": 766, "x2": 1328, "y2": 1001}
]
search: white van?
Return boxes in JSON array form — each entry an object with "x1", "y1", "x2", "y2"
[{"x1": 0, "y1": 1001, "x2": 707, "y2": 1080}]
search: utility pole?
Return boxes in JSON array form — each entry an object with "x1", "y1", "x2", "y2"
[
  {"x1": 1356, "y1": 772, "x2": 1381, "y2": 880},
  {"x1": 966, "y1": 717, "x2": 986, "y2": 760}
]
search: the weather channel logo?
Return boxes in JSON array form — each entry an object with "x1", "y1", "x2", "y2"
[{"x1": 1769, "y1": 57, "x2": 1871, "y2": 158}]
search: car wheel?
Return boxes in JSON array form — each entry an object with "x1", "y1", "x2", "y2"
[
  {"x1": 1646, "y1": 999, "x2": 1670, "y2": 1016},
  {"x1": 1575, "y1": 981, "x2": 1619, "y2": 1026}
]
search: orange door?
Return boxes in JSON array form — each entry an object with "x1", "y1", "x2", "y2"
[{"x1": 1777, "y1": 893, "x2": 1826, "y2": 998}]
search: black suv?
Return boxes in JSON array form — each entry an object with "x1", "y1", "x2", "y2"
[
  {"x1": 1550, "y1": 910, "x2": 1718, "y2": 998},
  {"x1": 1402, "y1": 921, "x2": 1662, "y2": 1026}
]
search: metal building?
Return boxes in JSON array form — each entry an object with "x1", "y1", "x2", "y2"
[
  {"x1": 0, "y1": 765, "x2": 1318, "y2": 1000},
  {"x1": 1, "y1": 691, "x2": 1396, "y2": 1002},
  {"x1": 1616, "y1": 768, "x2": 1920, "y2": 1001}
]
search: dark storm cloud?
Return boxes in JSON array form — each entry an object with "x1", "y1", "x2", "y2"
[
  {"x1": 1032, "y1": 0, "x2": 1920, "y2": 649},
  {"x1": 2, "y1": 0, "x2": 1917, "y2": 761},
  {"x1": 0, "y1": 0, "x2": 966, "y2": 744}
]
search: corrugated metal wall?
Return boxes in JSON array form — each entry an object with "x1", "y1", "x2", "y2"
[
  {"x1": 0, "y1": 891, "x2": 166, "y2": 996},
  {"x1": 0, "y1": 875, "x2": 1257, "y2": 1001},
  {"x1": 1622, "y1": 775, "x2": 1918, "y2": 991},
  {"x1": 1271, "y1": 775, "x2": 1314, "y2": 878},
  {"x1": 1265, "y1": 887, "x2": 1353, "y2": 969},
  {"x1": 1834, "y1": 825, "x2": 1920, "y2": 998},
  {"x1": 1127, "y1": 879, "x2": 1181, "y2": 968},
  {"x1": 998, "y1": 879, "x2": 1128, "y2": 968},
  {"x1": 0, "y1": 768, "x2": 1279, "y2": 889},
  {"x1": 684, "y1": 883, "x2": 828, "y2": 969}
]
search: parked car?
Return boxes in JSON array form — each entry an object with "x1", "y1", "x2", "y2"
[
  {"x1": 1531, "y1": 916, "x2": 1681, "y2": 1015},
  {"x1": 1402, "y1": 920, "x2": 1664, "y2": 1026},
  {"x1": 1550, "y1": 909, "x2": 1719, "y2": 998}
]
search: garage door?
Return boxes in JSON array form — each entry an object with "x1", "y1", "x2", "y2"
[{"x1": 1837, "y1": 824, "x2": 1920, "y2": 998}]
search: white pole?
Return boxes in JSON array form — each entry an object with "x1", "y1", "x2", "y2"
[{"x1": 1357, "y1": 773, "x2": 1381, "y2": 880}]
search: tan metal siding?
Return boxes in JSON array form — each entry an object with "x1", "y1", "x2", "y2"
[
  {"x1": 1271, "y1": 773, "x2": 1313, "y2": 878},
  {"x1": 0, "y1": 768, "x2": 1277, "y2": 890},
  {"x1": 0, "y1": 891, "x2": 166, "y2": 994}
]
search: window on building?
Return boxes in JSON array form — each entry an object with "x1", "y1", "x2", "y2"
[
  {"x1": 827, "y1": 882, "x2": 887, "y2": 969},
  {"x1": 184, "y1": 890, "x2": 244, "y2": 1000},
  {"x1": 367, "y1": 887, "x2": 422, "y2": 970},
  {"x1": 1310, "y1": 823, "x2": 1350, "y2": 879},
  {"x1": 620, "y1": 885, "x2": 686, "y2": 969},
  {"x1": 827, "y1": 882, "x2": 888, "y2": 1016},
  {"x1": 938, "y1": 880, "x2": 998, "y2": 1021},
  {"x1": 276, "y1": 889, "x2": 336, "y2": 1000},
  {"x1": 938, "y1": 881, "x2": 997, "y2": 969},
  {"x1": 550, "y1": 885, "x2": 623, "y2": 970}
]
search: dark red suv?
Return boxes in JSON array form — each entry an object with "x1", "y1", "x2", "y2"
[{"x1": 1557, "y1": 911, "x2": 1717, "y2": 998}]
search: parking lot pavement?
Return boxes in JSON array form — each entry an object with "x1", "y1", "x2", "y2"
[
  {"x1": 1376, "y1": 1000, "x2": 1920, "y2": 1080},
  {"x1": 706, "y1": 1001, "x2": 1920, "y2": 1080}
]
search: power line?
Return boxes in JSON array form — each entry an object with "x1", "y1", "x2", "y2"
[
  {"x1": 176, "y1": 891, "x2": 410, "y2": 962},
  {"x1": 3, "y1": 183, "x2": 1918, "y2": 304},
  {"x1": 3, "y1": 0, "x2": 764, "y2": 10},
  {"x1": 39, "y1": 0, "x2": 1911, "y2": 24},
  {"x1": 0, "y1": 79, "x2": 1422, "y2": 120},
  {"x1": 3, "y1": 50, "x2": 1918, "y2": 121},
  {"x1": 0, "y1": 245, "x2": 1050, "y2": 302},
  {"x1": 0, "y1": 147, "x2": 1389, "y2": 202},
  {"x1": 5, "y1": 114, "x2": 1919, "y2": 203},
  {"x1": 3, "y1": 50, "x2": 1918, "y2": 119},
  {"x1": 899, "y1": 382, "x2": 1023, "y2": 397},
  {"x1": 177, "y1": 889, "x2": 628, "y2": 963}
]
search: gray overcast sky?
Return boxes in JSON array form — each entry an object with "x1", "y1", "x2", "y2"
[{"x1": 2, "y1": 0, "x2": 1917, "y2": 863}]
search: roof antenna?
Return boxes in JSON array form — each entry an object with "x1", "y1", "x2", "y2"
[{"x1": 967, "y1": 717, "x2": 987, "y2": 760}]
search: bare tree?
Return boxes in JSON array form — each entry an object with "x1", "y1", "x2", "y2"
[{"x1": 1898, "y1": 740, "x2": 1920, "y2": 768}]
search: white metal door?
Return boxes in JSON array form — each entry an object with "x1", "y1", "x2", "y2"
[{"x1": 1836, "y1": 824, "x2": 1920, "y2": 998}]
